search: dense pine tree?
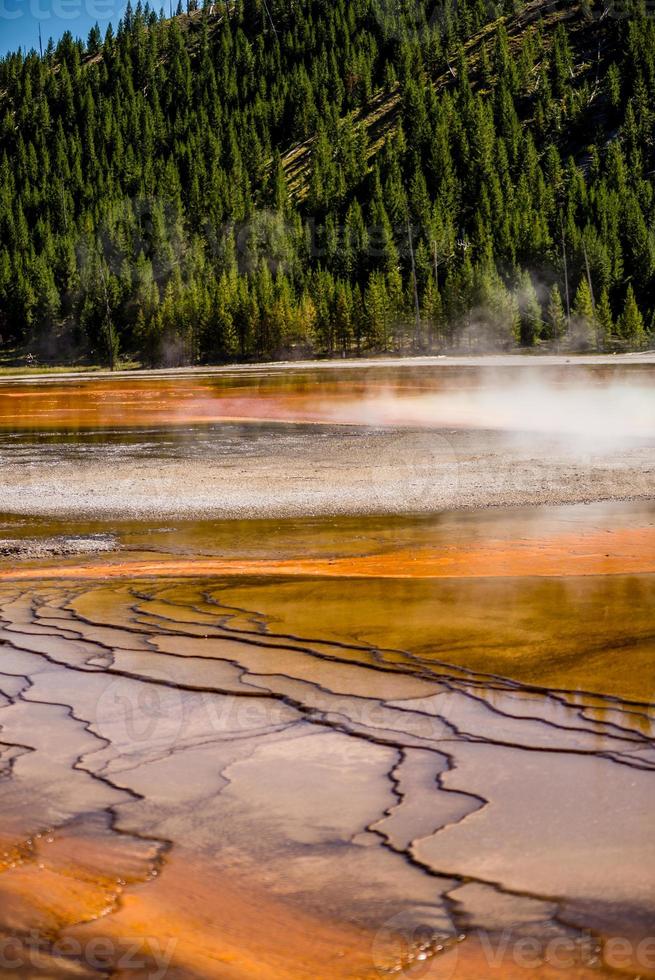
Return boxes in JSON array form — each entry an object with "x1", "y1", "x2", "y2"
[{"x1": 0, "y1": 0, "x2": 653, "y2": 366}]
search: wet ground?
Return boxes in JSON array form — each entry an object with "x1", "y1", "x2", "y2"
[
  {"x1": 0, "y1": 359, "x2": 653, "y2": 978},
  {"x1": 1, "y1": 359, "x2": 654, "y2": 519}
]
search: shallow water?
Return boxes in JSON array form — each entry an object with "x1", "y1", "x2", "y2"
[
  {"x1": 0, "y1": 360, "x2": 653, "y2": 436},
  {"x1": 0, "y1": 363, "x2": 654, "y2": 979}
]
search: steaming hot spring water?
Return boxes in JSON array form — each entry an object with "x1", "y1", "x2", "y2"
[{"x1": 0, "y1": 356, "x2": 654, "y2": 979}]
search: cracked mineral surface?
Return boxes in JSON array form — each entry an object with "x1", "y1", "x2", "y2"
[{"x1": 0, "y1": 359, "x2": 653, "y2": 978}]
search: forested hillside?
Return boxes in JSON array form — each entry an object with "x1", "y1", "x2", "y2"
[{"x1": 1, "y1": 0, "x2": 654, "y2": 366}]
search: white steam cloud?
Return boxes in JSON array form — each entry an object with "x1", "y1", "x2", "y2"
[{"x1": 326, "y1": 371, "x2": 655, "y2": 449}]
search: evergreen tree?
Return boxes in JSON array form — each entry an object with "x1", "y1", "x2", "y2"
[
  {"x1": 618, "y1": 285, "x2": 646, "y2": 347},
  {"x1": 596, "y1": 288, "x2": 614, "y2": 348},
  {"x1": 546, "y1": 284, "x2": 567, "y2": 343},
  {"x1": 517, "y1": 270, "x2": 543, "y2": 347},
  {"x1": 0, "y1": 0, "x2": 652, "y2": 365},
  {"x1": 572, "y1": 279, "x2": 598, "y2": 349}
]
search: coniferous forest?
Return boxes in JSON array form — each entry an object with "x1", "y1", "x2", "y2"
[{"x1": 1, "y1": 0, "x2": 655, "y2": 366}]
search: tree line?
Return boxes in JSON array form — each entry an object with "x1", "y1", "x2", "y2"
[{"x1": 0, "y1": 0, "x2": 653, "y2": 365}]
